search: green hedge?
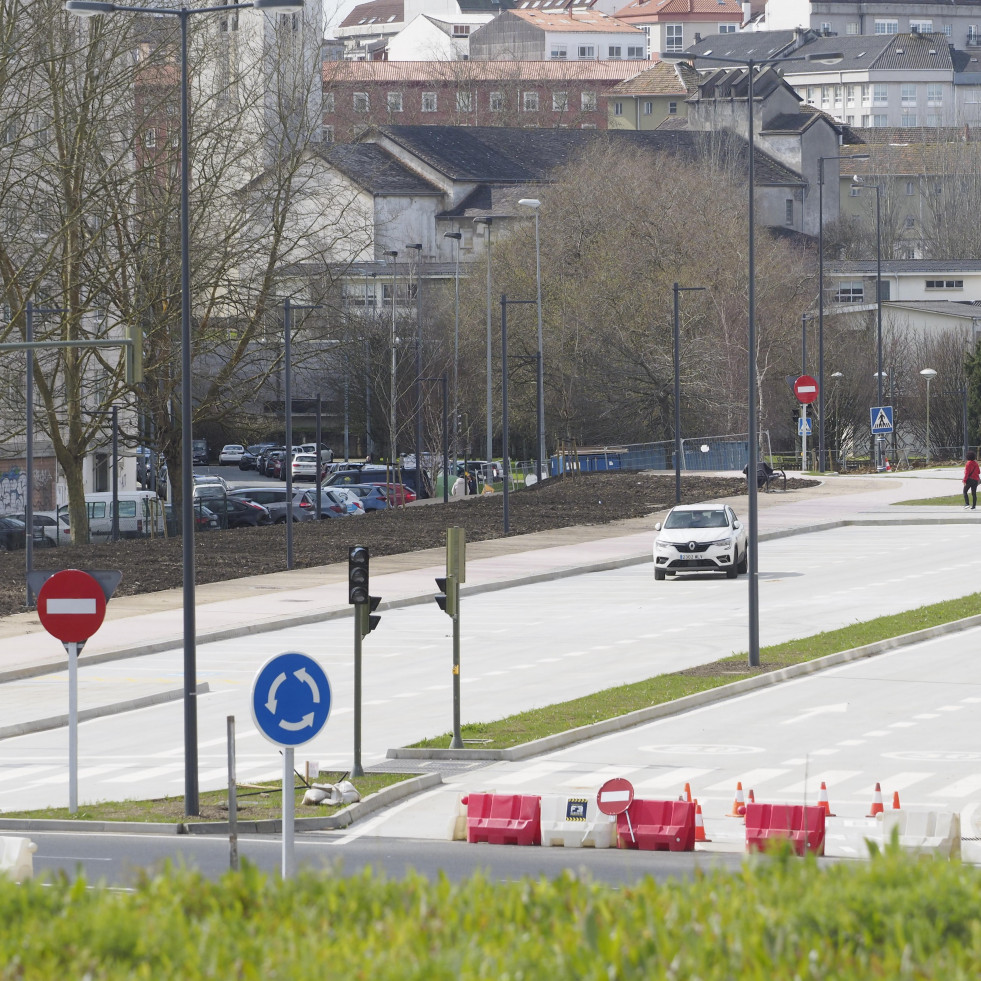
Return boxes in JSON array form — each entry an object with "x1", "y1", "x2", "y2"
[{"x1": 3, "y1": 844, "x2": 981, "y2": 978}]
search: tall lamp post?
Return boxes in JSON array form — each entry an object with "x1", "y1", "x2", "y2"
[
  {"x1": 443, "y1": 231, "x2": 462, "y2": 477},
  {"x1": 405, "y1": 243, "x2": 423, "y2": 497},
  {"x1": 473, "y1": 217, "x2": 495, "y2": 478},
  {"x1": 818, "y1": 153, "x2": 868, "y2": 471},
  {"x1": 66, "y1": 0, "x2": 304, "y2": 816},
  {"x1": 518, "y1": 198, "x2": 545, "y2": 482},
  {"x1": 384, "y1": 250, "x2": 398, "y2": 479},
  {"x1": 672, "y1": 284, "x2": 705, "y2": 504},
  {"x1": 921, "y1": 367, "x2": 937, "y2": 464},
  {"x1": 669, "y1": 47, "x2": 841, "y2": 667}
]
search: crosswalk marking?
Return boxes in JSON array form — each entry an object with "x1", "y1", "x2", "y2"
[
  {"x1": 706, "y1": 768, "x2": 788, "y2": 792},
  {"x1": 103, "y1": 763, "x2": 183, "y2": 783},
  {"x1": 494, "y1": 762, "x2": 569, "y2": 787},
  {"x1": 931, "y1": 774, "x2": 981, "y2": 798},
  {"x1": 33, "y1": 764, "x2": 119, "y2": 786},
  {"x1": 632, "y1": 768, "x2": 714, "y2": 793},
  {"x1": 878, "y1": 772, "x2": 932, "y2": 792},
  {"x1": 777, "y1": 770, "x2": 863, "y2": 795},
  {"x1": 0, "y1": 765, "x2": 60, "y2": 784}
]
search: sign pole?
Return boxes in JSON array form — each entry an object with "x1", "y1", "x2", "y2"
[
  {"x1": 352, "y1": 610, "x2": 364, "y2": 777},
  {"x1": 802, "y1": 406, "x2": 807, "y2": 472},
  {"x1": 282, "y1": 747, "x2": 295, "y2": 879},
  {"x1": 67, "y1": 640, "x2": 79, "y2": 815}
]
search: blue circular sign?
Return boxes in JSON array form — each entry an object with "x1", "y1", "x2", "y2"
[{"x1": 251, "y1": 651, "x2": 332, "y2": 747}]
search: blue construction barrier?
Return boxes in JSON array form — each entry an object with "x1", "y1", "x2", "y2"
[{"x1": 551, "y1": 440, "x2": 748, "y2": 475}]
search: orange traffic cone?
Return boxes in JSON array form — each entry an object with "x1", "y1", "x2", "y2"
[
  {"x1": 817, "y1": 781, "x2": 836, "y2": 817},
  {"x1": 694, "y1": 803, "x2": 711, "y2": 842},
  {"x1": 885, "y1": 459, "x2": 891, "y2": 471},
  {"x1": 728, "y1": 781, "x2": 746, "y2": 818},
  {"x1": 892, "y1": 791, "x2": 902, "y2": 810},
  {"x1": 683, "y1": 782, "x2": 693, "y2": 803},
  {"x1": 747, "y1": 789, "x2": 756, "y2": 805},
  {"x1": 867, "y1": 782, "x2": 884, "y2": 817}
]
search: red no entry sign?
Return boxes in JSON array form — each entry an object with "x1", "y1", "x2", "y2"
[
  {"x1": 37, "y1": 569, "x2": 107, "y2": 644},
  {"x1": 794, "y1": 375, "x2": 819, "y2": 405},
  {"x1": 596, "y1": 777, "x2": 635, "y2": 816}
]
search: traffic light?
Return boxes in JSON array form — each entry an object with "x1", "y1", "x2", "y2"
[
  {"x1": 349, "y1": 545, "x2": 369, "y2": 604},
  {"x1": 434, "y1": 575, "x2": 456, "y2": 617},
  {"x1": 359, "y1": 595, "x2": 381, "y2": 636},
  {"x1": 125, "y1": 322, "x2": 144, "y2": 385}
]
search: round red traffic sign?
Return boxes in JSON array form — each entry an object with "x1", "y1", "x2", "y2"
[
  {"x1": 596, "y1": 777, "x2": 635, "y2": 816},
  {"x1": 37, "y1": 570, "x2": 107, "y2": 644},
  {"x1": 793, "y1": 375, "x2": 819, "y2": 405}
]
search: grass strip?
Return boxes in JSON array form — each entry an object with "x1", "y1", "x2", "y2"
[
  {"x1": 895, "y1": 494, "x2": 967, "y2": 506},
  {"x1": 413, "y1": 590, "x2": 981, "y2": 749},
  {"x1": 0, "y1": 771, "x2": 410, "y2": 823}
]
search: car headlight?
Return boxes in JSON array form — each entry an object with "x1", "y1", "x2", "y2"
[
  {"x1": 709, "y1": 538, "x2": 733, "y2": 548},
  {"x1": 655, "y1": 541, "x2": 673, "y2": 551}
]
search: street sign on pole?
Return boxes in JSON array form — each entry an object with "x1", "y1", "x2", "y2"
[
  {"x1": 251, "y1": 651, "x2": 332, "y2": 880},
  {"x1": 870, "y1": 405, "x2": 894, "y2": 434},
  {"x1": 797, "y1": 417, "x2": 812, "y2": 436},
  {"x1": 597, "y1": 777, "x2": 635, "y2": 844},
  {"x1": 793, "y1": 375, "x2": 819, "y2": 405}
]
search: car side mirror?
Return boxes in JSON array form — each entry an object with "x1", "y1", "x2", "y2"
[
  {"x1": 733, "y1": 520, "x2": 742, "y2": 530},
  {"x1": 653, "y1": 521, "x2": 662, "y2": 532}
]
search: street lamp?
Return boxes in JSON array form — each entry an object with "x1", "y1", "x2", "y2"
[
  {"x1": 405, "y1": 243, "x2": 423, "y2": 497},
  {"x1": 518, "y1": 198, "x2": 545, "y2": 482},
  {"x1": 921, "y1": 367, "x2": 937, "y2": 464},
  {"x1": 673, "y1": 46, "x2": 842, "y2": 667},
  {"x1": 66, "y1": 0, "x2": 305, "y2": 817},
  {"x1": 818, "y1": 152, "x2": 868, "y2": 471},
  {"x1": 473, "y1": 216, "x2": 495, "y2": 477},
  {"x1": 443, "y1": 231, "x2": 462, "y2": 478},
  {"x1": 851, "y1": 177, "x2": 884, "y2": 466},
  {"x1": 384, "y1": 250, "x2": 398, "y2": 481},
  {"x1": 672, "y1": 284, "x2": 705, "y2": 504}
]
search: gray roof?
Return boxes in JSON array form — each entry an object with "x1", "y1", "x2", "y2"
[
  {"x1": 686, "y1": 29, "x2": 810, "y2": 65},
  {"x1": 317, "y1": 143, "x2": 442, "y2": 195},
  {"x1": 827, "y1": 259, "x2": 981, "y2": 274}
]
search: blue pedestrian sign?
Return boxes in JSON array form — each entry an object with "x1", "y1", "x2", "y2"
[
  {"x1": 251, "y1": 651, "x2": 332, "y2": 747},
  {"x1": 797, "y1": 417, "x2": 812, "y2": 436},
  {"x1": 870, "y1": 405, "x2": 894, "y2": 434}
]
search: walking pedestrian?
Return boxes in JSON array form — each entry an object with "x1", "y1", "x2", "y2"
[{"x1": 963, "y1": 450, "x2": 980, "y2": 510}]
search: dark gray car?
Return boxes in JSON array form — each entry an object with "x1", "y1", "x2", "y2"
[{"x1": 228, "y1": 487, "x2": 316, "y2": 523}]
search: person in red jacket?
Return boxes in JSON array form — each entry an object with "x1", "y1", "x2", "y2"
[{"x1": 964, "y1": 450, "x2": 980, "y2": 510}]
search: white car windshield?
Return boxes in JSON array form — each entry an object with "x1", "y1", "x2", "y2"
[{"x1": 664, "y1": 509, "x2": 730, "y2": 530}]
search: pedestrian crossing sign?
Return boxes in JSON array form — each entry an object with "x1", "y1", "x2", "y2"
[
  {"x1": 870, "y1": 405, "x2": 894, "y2": 434},
  {"x1": 797, "y1": 417, "x2": 812, "y2": 436}
]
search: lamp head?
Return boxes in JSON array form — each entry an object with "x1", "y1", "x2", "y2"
[
  {"x1": 384, "y1": 250, "x2": 398, "y2": 258},
  {"x1": 65, "y1": 1, "x2": 116, "y2": 15},
  {"x1": 920, "y1": 368, "x2": 938, "y2": 380},
  {"x1": 443, "y1": 231, "x2": 462, "y2": 241},
  {"x1": 517, "y1": 198, "x2": 541, "y2": 209},
  {"x1": 254, "y1": 0, "x2": 305, "y2": 12},
  {"x1": 405, "y1": 243, "x2": 422, "y2": 251}
]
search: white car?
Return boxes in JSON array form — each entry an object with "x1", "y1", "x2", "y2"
[
  {"x1": 292, "y1": 453, "x2": 321, "y2": 482},
  {"x1": 653, "y1": 504, "x2": 747, "y2": 581},
  {"x1": 218, "y1": 444, "x2": 245, "y2": 465}
]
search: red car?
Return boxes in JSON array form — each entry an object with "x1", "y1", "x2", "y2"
[{"x1": 370, "y1": 482, "x2": 415, "y2": 506}]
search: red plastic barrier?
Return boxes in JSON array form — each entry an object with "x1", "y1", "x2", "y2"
[
  {"x1": 745, "y1": 803, "x2": 825, "y2": 856},
  {"x1": 616, "y1": 799, "x2": 695, "y2": 852},
  {"x1": 464, "y1": 793, "x2": 542, "y2": 846}
]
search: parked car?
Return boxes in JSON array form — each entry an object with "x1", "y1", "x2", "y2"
[
  {"x1": 291, "y1": 453, "x2": 322, "y2": 482},
  {"x1": 192, "y1": 473, "x2": 230, "y2": 492},
  {"x1": 326, "y1": 466, "x2": 432, "y2": 499},
  {"x1": 0, "y1": 515, "x2": 28, "y2": 551},
  {"x1": 652, "y1": 504, "x2": 748, "y2": 581},
  {"x1": 308, "y1": 487, "x2": 366, "y2": 518},
  {"x1": 299, "y1": 443, "x2": 334, "y2": 465},
  {"x1": 267, "y1": 451, "x2": 288, "y2": 480},
  {"x1": 371, "y1": 482, "x2": 415, "y2": 506},
  {"x1": 239, "y1": 443, "x2": 276, "y2": 471},
  {"x1": 58, "y1": 491, "x2": 166, "y2": 541},
  {"x1": 255, "y1": 446, "x2": 284, "y2": 476},
  {"x1": 218, "y1": 444, "x2": 245, "y2": 465},
  {"x1": 228, "y1": 487, "x2": 315, "y2": 523},
  {"x1": 222, "y1": 496, "x2": 272, "y2": 528},
  {"x1": 12, "y1": 511, "x2": 70, "y2": 547},
  {"x1": 340, "y1": 484, "x2": 393, "y2": 512},
  {"x1": 192, "y1": 439, "x2": 210, "y2": 466}
]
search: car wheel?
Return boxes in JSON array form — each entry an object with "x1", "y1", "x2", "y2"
[
  {"x1": 726, "y1": 565, "x2": 738, "y2": 579},
  {"x1": 654, "y1": 566, "x2": 665, "y2": 581},
  {"x1": 38, "y1": 537, "x2": 56, "y2": 549},
  {"x1": 737, "y1": 549, "x2": 748, "y2": 574}
]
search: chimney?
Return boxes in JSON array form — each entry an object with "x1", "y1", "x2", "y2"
[
  {"x1": 694, "y1": 32, "x2": 701, "y2": 43},
  {"x1": 741, "y1": 0, "x2": 750, "y2": 27}
]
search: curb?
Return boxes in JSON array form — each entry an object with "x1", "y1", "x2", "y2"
[
  {"x1": 0, "y1": 772, "x2": 442, "y2": 835},
  {"x1": 388, "y1": 610, "x2": 981, "y2": 763}
]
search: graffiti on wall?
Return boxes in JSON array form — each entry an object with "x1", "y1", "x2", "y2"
[{"x1": 0, "y1": 458, "x2": 57, "y2": 513}]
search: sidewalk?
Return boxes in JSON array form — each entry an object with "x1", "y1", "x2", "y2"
[{"x1": 0, "y1": 468, "x2": 962, "y2": 687}]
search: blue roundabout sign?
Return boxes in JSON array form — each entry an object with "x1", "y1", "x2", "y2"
[{"x1": 251, "y1": 651, "x2": 332, "y2": 748}]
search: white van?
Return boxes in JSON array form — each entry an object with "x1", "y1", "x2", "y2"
[{"x1": 59, "y1": 491, "x2": 166, "y2": 541}]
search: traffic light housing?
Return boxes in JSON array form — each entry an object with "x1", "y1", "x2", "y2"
[
  {"x1": 125, "y1": 322, "x2": 144, "y2": 385},
  {"x1": 435, "y1": 576, "x2": 456, "y2": 617},
  {"x1": 359, "y1": 595, "x2": 381, "y2": 636},
  {"x1": 349, "y1": 545, "x2": 369, "y2": 604}
]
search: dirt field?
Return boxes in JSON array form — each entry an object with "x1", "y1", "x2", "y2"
[{"x1": 0, "y1": 471, "x2": 816, "y2": 618}]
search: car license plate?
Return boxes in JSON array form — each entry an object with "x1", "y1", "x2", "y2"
[{"x1": 677, "y1": 552, "x2": 695, "y2": 560}]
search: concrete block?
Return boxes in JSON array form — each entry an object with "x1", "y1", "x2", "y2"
[
  {"x1": 540, "y1": 795, "x2": 616, "y2": 848},
  {"x1": 0, "y1": 836, "x2": 37, "y2": 882}
]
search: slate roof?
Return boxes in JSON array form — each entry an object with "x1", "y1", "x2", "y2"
[
  {"x1": 686, "y1": 29, "x2": 813, "y2": 64},
  {"x1": 609, "y1": 60, "x2": 700, "y2": 95},
  {"x1": 827, "y1": 259, "x2": 981, "y2": 275},
  {"x1": 508, "y1": 7, "x2": 645, "y2": 33},
  {"x1": 316, "y1": 143, "x2": 443, "y2": 194},
  {"x1": 340, "y1": 0, "x2": 403, "y2": 30}
]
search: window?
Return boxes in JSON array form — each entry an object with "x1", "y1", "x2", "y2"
[
  {"x1": 668, "y1": 101, "x2": 677, "y2": 115},
  {"x1": 422, "y1": 91, "x2": 437, "y2": 112},
  {"x1": 835, "y1": 282, "x2": 864, "y2": 303},
  {"x1": 861, "y1": 84, "x2": 871, "y2": 106},
  {"x1": 323, "y1": 124, "x2": 334, "y2": 143},
  {"x1": 820, "y1": 21, "x2": 831, "y2": 33},
  {"x1": 643, "y1": 100, "x2": 653, "y2": 115},
  {"x1": 846, "y1": 115, "x2": 855, "y2": 125},
  {"x1": 452, "y1": 24, "x2": 470, "y2": 35},
  {"x1": 927, "y1": 84, "x2": 943, "y2": 106},
  {"x1": 551, "y1": 44, "x2": 567, "y2": 59},
  {"x1": 872, "y1": 84, "x2": 887, "y2": 106},
  {"x1": 927, "y1": 112, "x2": 943, "y2": 126},
  {"x1": 901, "y1": 113, "x2": 917, "y2": 127},
  {"x1": 846, "y1": 21, "x2": 859, "y2": 35},
  {"x1": 578, "y1": 44, "x2": 595, "y2": 58},
  {"x1": 581, "y1": 91, "x2": 596, "y2": 111},
  {"x1": 926, "y1": 279, "x2": 964, "y2": 289},
  {"x1": 144, "y1": 128, "x2": 156, "y2": 149},
  {"x1": 785, "y1": 199, "x2": 794, "y2": 225},
  {"x1": 665, "y1": 24, "x2": 683, "y2": 52},
  {"x1": 805, "y1": 86, "x2": 817, "y2": 103},
  {"x1": 846, "y1": 85, "x2": 856, "y2": 107},
  {"x1": 553, "y1": 91, "x2": 568, "y2": 111},
  {"x1": 613, "y1": 101, "x2": 623, "y2": 116},
  {"x1": 910, "y1": 20, "x2": 932, "y2": 33},
  {"x1": 719, "y1": 23, "x2": 735, "y2": 33},
  {"x1": 849, "y1": 184, "x2": 861, "y2": 196},
  {"x1": 456, "y1": 90, "x2": 473, "y2": 112},
  {"x1": 523, "y1": 91, "x2": 539, "y2": 111},
  {"x1": 608, "y1": 45, "x2": 621, "y2": 58},
  {"x1": 904, "y1": 215, "x2": 916, "y2": 228},
  {"x1": 627, "y1": 45, "x2": 645, "y2": 57},
  {"x1": 324, "y1": 92, "x2": 335, "y2": 113},
  {"x1": 906, "y1": 180, "x2": 916, "y2": 195},
  {"x1": 873, "y1": 114, "x2": 888, "y2": 127},
  {"x1": 821, "y1": 85, "x2": 831, "y2": 106},
  {"x1": 387, "y1": 91, "x2": 403, "y2": 112},
  {"x1": 874, "y1": 19, "x2": 898, "y2": 34},
  {"x1": 901, "y1": 84, "x2": 916, "y2": 106},
  {"x1": 353, "y1": 92, "x2": 369, "y2": 112},
  {"x1": 490, "y1": 91, "x2": 503, "y2": 112},
  {"x1": 834, "y1": 84, "x2": 842, "y2": 108}
]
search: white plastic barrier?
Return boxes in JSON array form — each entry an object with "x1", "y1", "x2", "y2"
[
  {"x1": 448, "y1": 795, "x2": 469, "y2": 841},
  {"x1": 0, "y1": 836, "x2": 38, "y2": 882},
  {"x1": 958, "y1": 802, "x2": 981, "y2": 865},
  {"x1": 540, "y1": 795, "x2": 616, "y2": 849},
  {"x1": 880, "y1": 810, "x2": 960, "y2": 860}
]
